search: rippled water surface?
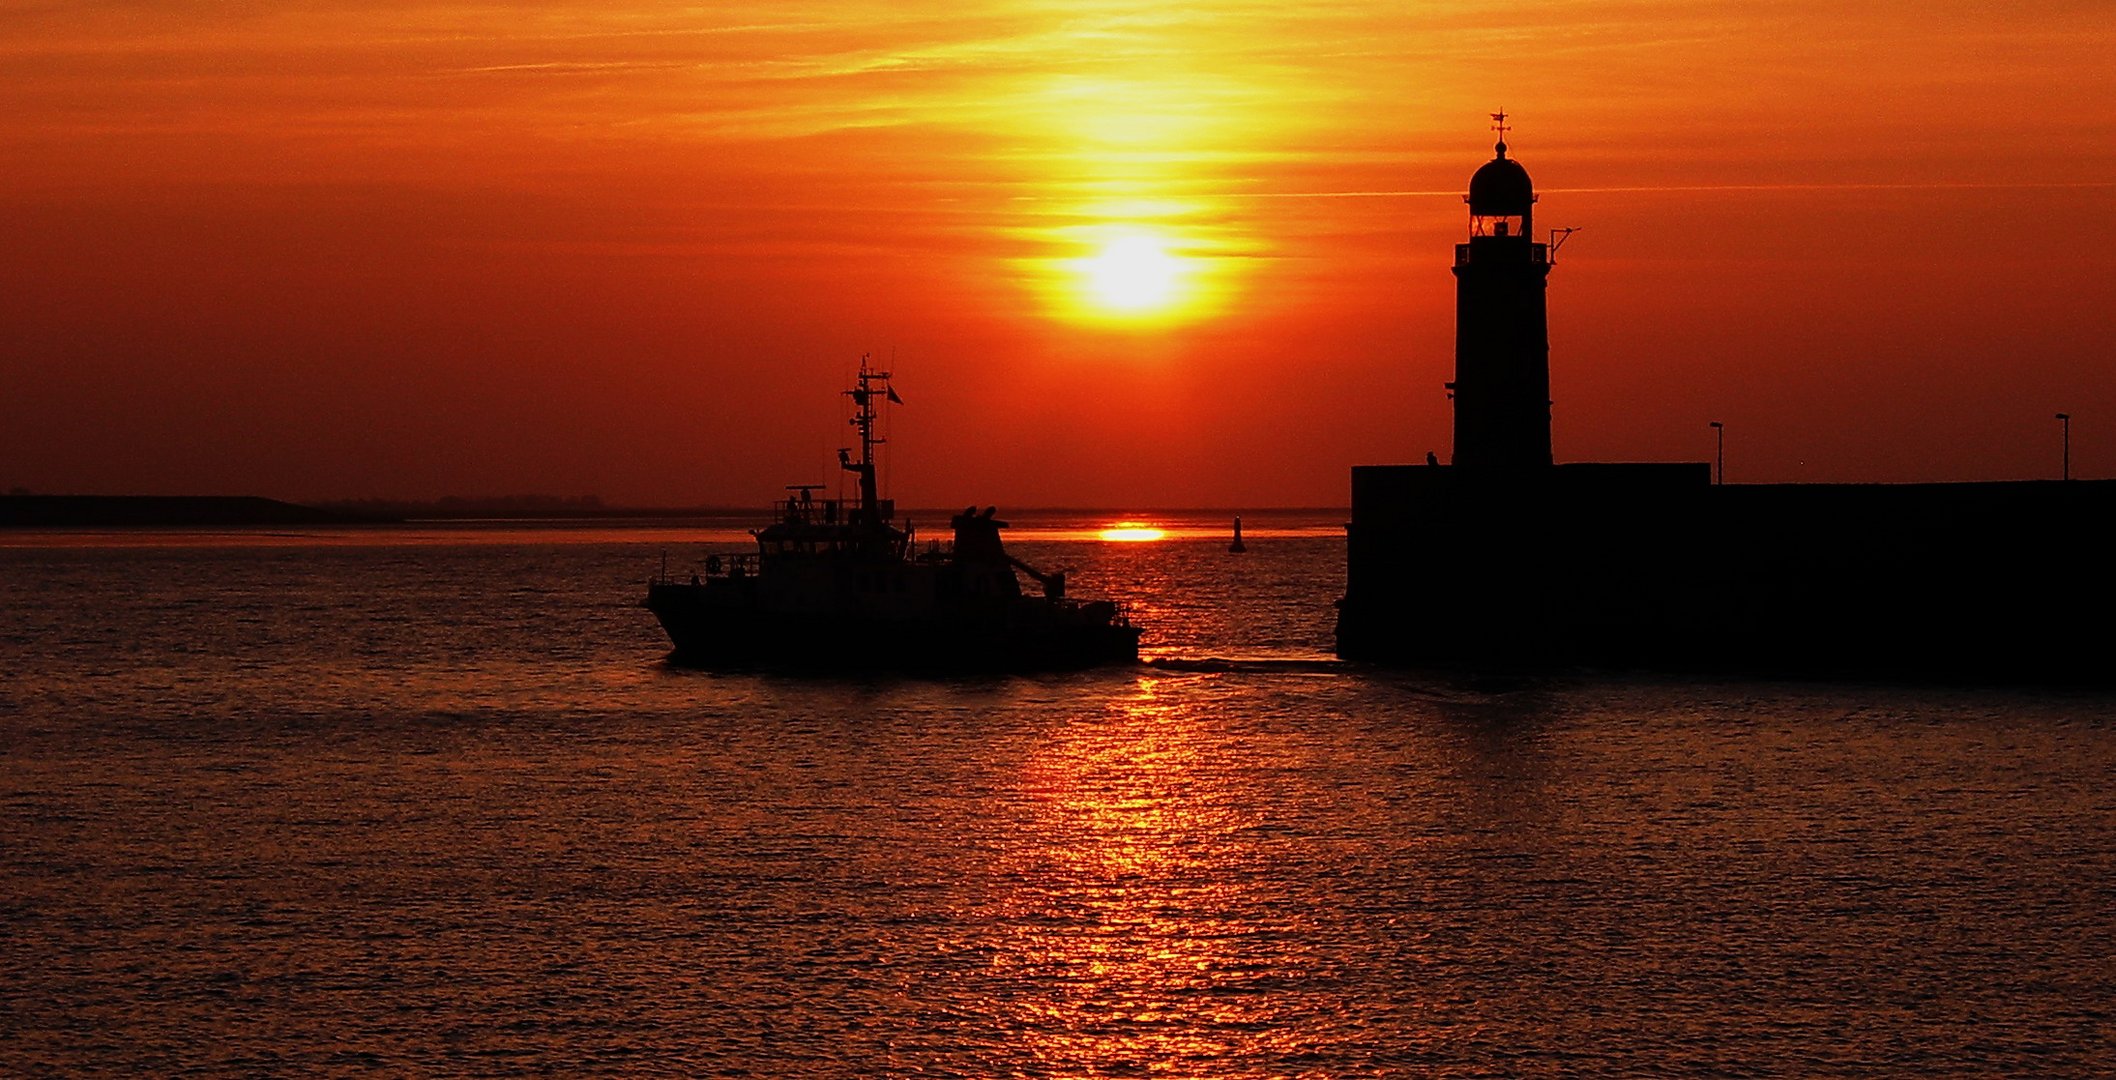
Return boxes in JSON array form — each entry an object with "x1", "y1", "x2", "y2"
[{"x1": 4, "y1": 514, "x2": 2113, "y2": 1076}]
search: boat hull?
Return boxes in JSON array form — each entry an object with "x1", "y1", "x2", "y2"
[{"x1": 644, "y1": 582, "x2": 1140, "y2": 673}]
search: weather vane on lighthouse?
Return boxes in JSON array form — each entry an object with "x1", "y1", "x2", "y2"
[{"x1": 1490, "y1": 109, "x2": 1511, "y2": 155}]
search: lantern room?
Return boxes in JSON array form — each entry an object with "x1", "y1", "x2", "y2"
[{"x1": 1467, "y1": 140, "x2": 1536, "y2": 240}]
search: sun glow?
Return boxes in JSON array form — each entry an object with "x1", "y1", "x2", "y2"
[
  {"x1": 1015, "y1": 74, "x2": 1253, "y2": 328},
  {"x1": 1098, "y1": 523, "x2": 1167, "y2": 542}
]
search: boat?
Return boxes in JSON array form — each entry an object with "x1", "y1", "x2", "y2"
[{"x1": 642, "y1": 362, "x2": 1142, "y2": 672}]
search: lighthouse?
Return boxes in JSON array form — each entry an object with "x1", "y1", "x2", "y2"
[
  {"x1": 1448, "y1": 112, "x2": 1553, "y2": 471},
  {"x1": 1340, "y1": 115, "x2": 2107, "y2": 683},
  {"x1": 1339, "y1": 115, "x2": 1706, "y2": 667}
]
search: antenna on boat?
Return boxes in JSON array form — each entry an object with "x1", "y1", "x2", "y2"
[
  {"x1": 884, "y1": 346, "x2": 897, "y2": 503},
  {"x1": 844, "y1": 354, "x2": 894, "y2": 528}
]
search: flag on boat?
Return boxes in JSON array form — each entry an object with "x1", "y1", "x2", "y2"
[{"x1": 886, "y1": 385, "x2": 904, "y2": 404}]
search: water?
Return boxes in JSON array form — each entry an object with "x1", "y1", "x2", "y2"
[{"x1": 4, "y1": 513, "x2": 2113, "y2": 1076}]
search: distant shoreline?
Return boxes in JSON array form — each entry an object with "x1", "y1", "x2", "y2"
[
  {"x1": 0, "y1": 496, "x2": 387, "y2": 528},
  {"x1": 0, "y1": 497, "x2": 1350, "y2": 528}
]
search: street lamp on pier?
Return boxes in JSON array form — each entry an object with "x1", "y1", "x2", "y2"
[{"x1": 2056, "y1": 413, "x2": 2071, "y2": 481}]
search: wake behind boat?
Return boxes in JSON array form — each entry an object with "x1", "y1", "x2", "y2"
[{"x1": 642, "y1": 363, "x2": 1141, "y2": 672}]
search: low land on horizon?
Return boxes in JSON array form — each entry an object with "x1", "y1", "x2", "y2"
[
  {"x1": 13, "y1": 477, "x2": 2112, "y2": 530},
  {"x1": 0, "y1": 494, "x2": 1354, "y2": 529},
  {"x1": 313, "y1": 497, "x2": 1349, "y2": 519}
]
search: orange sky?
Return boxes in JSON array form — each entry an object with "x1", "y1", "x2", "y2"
[{"x1": 5, "y1": 2, "x2": 2114, "y2": 506}]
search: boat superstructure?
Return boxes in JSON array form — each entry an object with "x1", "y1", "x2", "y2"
[{"x1": 643, "y1": 363, "x2": 1140, "y2": 671}]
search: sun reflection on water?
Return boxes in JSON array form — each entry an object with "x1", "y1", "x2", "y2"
[{"x1": 1097, "y1": 522, "x2": 1167, "y2": 542}]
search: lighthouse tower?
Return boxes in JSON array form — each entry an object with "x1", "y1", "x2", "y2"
[{"x1": 1449, "y1": 113, "x2": 1553, "y2": 471}]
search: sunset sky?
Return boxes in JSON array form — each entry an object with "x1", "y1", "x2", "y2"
[{"x1": 5, "y1": 2, "x2": 2114, "y2": 507}]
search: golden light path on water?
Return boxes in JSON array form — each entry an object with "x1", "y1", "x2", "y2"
[{"x1": 991, "y1": 674, "x2": 1316, "y2": 1067}]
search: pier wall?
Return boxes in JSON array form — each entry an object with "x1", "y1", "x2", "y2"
[{"x1": 1339, "y1": 468, "x2": 2116, "y2": 681}]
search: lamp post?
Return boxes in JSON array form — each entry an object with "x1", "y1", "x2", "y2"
[
  {"x1": 1709, "y1": 421, "x2": 1724, "y2": 485},
  {"x1": 2056, "y1": 413, "x2": 2070, "y2": 481}
]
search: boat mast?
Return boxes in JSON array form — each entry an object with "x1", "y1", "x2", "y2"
[{"x1": 844, "y1": 357, "x2": 892, "y2": 528}]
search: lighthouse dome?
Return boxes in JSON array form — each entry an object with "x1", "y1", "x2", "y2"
[{"x1": 1467, "y1": 145, "x2": 1535, "y2": 216}]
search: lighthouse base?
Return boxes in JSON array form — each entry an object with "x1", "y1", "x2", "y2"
[{"x1": 1337, "y1": 464, "x2": 2116, "y2": 684}]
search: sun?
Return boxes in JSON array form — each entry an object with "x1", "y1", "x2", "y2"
[
  {"x1": 1079, "y1": 233, "x2": 1183, "y2": 315},
  {"x1": 1034, "y1": 222, "x2": 1228, "y2": 326}
]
